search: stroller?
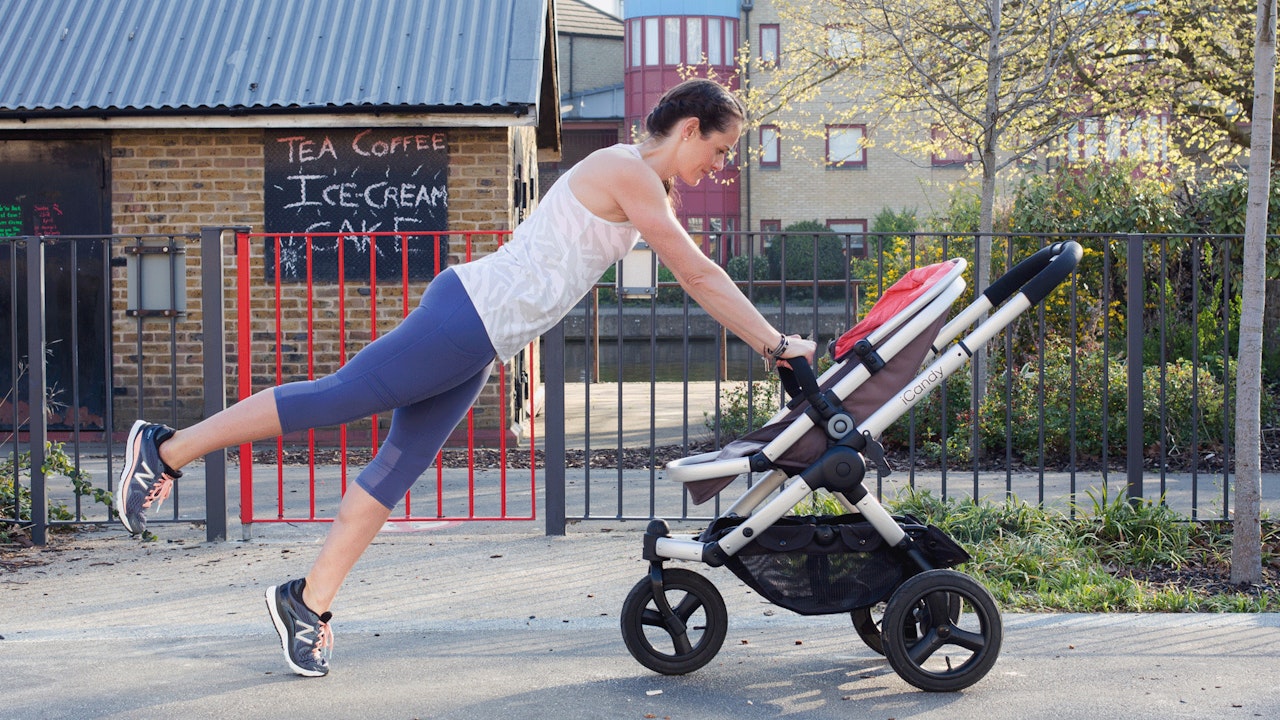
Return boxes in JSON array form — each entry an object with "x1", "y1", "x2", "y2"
[{"x1": 620, "y1": 242, "x2": 1082, "y2": 692}]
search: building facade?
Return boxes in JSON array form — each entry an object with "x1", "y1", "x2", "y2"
[{"x1": 0, "y1": 0, "x2": 559, "y2": 442}]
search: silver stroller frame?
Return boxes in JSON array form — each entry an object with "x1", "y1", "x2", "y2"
[{"x1": 621, "y1": 242, "x2": 1082, "y2": 691}]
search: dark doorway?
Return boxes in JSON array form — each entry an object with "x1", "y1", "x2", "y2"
[{"x1": 1, "y1": 136, "x2": 110, "y2": 431}]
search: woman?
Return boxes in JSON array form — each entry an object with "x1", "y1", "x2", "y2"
[{"x1": 116, "y1": 78, "x2": 816, "y2": 677}]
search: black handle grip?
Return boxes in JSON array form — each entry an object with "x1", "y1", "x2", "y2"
[
  {"x1": 983, "y1": 241, "x2": 1083, "y2": 308},
  {"x1": 777, "y1": 355, "x2": 822, "y2": 404}
]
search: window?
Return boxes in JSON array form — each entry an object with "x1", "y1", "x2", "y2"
[
  {"x1": 760, "y1": 219, "x2": 782, "y2": 234},
  {"x1": 708, "y1": 18, "x2": 722, "y2": 65},
  {"x1": 826, "y1": 125, "x2": 867, "y2": 168},
  {"x1": 686, "y1": 17, "x2": 703, "y2": 63},
  {"x1": 1068, "y1": 114, "x2": 1169, "y2": 164},
  {"x1": 725, "y1": 19, "x2": 737, "y2": 64},
  {"x1": 760, "y1": 24, "x2": 779, "y2": 66},
  {"x1": 930, "y1": 126, "x2": 972, "y2": 167},
  {"x1": 644, "y1": 18, "x2": 659, "y2": 65},
  {"x1": 665, "y1": 17, "x2": 682, "y2": 65},
  {"x1": 827, "y1": 24, "x2": 860, "y2": 61},
  {"x1": 629, "y1": 19, "x2": 641, "y2": 67},
  {"x1": 759, "y1": 125, "x2": 780, "y2": 167},
  {"x1": 827, "y1": 219, "x2": 869, "y2": 258}
]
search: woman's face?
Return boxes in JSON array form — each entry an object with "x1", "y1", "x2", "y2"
[{"x1": 676, "y1": 118, "x2": 742, "y2": 187}]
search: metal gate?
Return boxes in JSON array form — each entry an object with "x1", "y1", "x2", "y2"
[{"x1": 233, "y1": 230, "x2": 538, "y2": 530}]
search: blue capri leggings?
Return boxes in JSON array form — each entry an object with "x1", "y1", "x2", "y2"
[{"x1": 272, "y1": 268, "x2": 497, "y2": 509}]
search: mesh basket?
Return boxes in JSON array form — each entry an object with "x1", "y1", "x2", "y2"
[{"x1": 699, "y1": 514, "x2": 970, "y2": 616}]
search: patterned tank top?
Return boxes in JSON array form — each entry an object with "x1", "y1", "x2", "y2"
[{"x1": 452, "y1": 144, "x2": 643, "y2": 362}]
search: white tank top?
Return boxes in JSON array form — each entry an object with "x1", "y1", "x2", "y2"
[{"x1": 452, "y1": 144, "x2": 643, "y2": 362}]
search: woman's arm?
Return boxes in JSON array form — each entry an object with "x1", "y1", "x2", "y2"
[{"x1": 585, "y1": 153, "x2": 815, "y2": 364}]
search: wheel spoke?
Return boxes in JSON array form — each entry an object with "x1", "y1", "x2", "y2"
[
  {"x1": 949, "y1": 626, "x2": 987, "y2": 653},
  {"x1": 640, "y1": 608, "x2": 666, "y2": 628},
  {"x1": 672, "y1": 592, "x2": 703, "y2": 624},
  {"x1": 907, "y1": 628, "x2": 946, "y2": 665}
]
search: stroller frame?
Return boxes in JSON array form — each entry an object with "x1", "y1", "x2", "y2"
[{"x1": 621, "y1": 242, "x2": 1082, "y2": 692}]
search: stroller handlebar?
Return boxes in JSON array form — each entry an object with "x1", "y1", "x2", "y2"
[
  {"x1": 777, "y1": 356, "x2": 820, "y2": 404},
  {"x1": 982, "y1": 241, "x2": 1083, "y2": 308}
]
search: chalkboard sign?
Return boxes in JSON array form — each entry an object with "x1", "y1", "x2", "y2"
[{"x1": 263, "y1": 128, "x2": 449, "y2": 282}]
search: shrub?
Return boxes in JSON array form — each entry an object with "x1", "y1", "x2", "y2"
[
  {"x1": 765, "y1": 220, "x2": 852, "y2": 301},
  {"x1": 978, "y1": 341, "x2": 1228, "y2": 463}
]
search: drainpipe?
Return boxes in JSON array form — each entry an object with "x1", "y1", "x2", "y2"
[{"x1": 741, "y1": 1, "x2": 753, "y2": 244}]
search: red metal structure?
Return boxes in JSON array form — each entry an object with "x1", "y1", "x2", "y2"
[{"x1": 234, "y1": 230, "x2": 536, "y2": 527}]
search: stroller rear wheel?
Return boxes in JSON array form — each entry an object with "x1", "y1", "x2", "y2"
[
  {"x1": 851, "y1": 593, "x2": 959, "y2": 656},
  {"x1": 881, "y1": 569, "x2": 1002, "y2": 692},
  {"x1": 621, "y1": 568, "x2": 728, "y2": 675}
]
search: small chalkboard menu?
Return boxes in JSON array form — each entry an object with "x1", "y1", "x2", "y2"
[{"x1": 263, "y1": 128, "x2": 449, "y2": 282}]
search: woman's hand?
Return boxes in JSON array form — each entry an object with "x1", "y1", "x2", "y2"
[{"x1": 773, "y1": 334, "x2": 817, "y2": 372}]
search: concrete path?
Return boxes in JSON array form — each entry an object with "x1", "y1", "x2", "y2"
[{"x1": 3, "y1": 522, "x2": 1278, "y2": 720}]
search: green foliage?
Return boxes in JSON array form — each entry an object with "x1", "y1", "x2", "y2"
[
  {"x1": 884, "y1": 489, "x2": 1280, "y2": 612},
  {"x1": 977, "y1": 341, "x2": 1230, "y2": 463},
  {"x1": 703, "y1": 376, "x2": 783, "y2": 441},
  {"x1": 871, "y1": 207, "x2": 919, "y2": 234},
  {"x1": 1, "y1": 442, "x2": 112, "y2": 541},
  {"x1": 764, "y1": 220, "x2": 852, "y2": 301},
  {"x1": 1007, "y1": 161, "x2": 1184, "y2": 235}
]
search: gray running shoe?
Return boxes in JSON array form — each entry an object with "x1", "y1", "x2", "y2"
[
  {"x1": 116, "y1": 420, "x2": 182, "y2": 535},
  {"x1": 266, "y1": 579, "x2": 333, "y2": 677}
]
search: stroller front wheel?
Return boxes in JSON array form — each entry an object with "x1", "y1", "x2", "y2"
[
  {"x1": 881, "y1": 569, "x2": 1003, "y2": 692},
  {"x1": 621, "y1": 567, "x2": 728, "y2": 675}
]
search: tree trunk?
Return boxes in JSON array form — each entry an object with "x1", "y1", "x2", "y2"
[{"x1": 1230, "y1": 0, "x2": 1275, "y2": 586}]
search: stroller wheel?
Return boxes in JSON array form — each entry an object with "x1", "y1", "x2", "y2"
[
  {"x1": 853, "y1": 592, "x2": 962, "y2": 656},
  {"x1": 621, "y1": 568, "x2": 727, "y2": 675},
  {"x1": 881, "y1": 569, "x2": 1002, "y2": 692}
]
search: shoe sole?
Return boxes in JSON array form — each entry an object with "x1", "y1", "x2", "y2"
[
  {"x1": 265, "y1": 585, "x2": 328, "y2": 677},
  {"x1": 116, "y1": 420, "x2": 146, "y2": 534}
]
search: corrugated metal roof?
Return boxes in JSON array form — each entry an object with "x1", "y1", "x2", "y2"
[{"x1": 0, "y1": 0, "x2": 550, "y2": 117}]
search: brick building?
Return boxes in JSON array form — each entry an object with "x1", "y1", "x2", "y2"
[{"x1": 0, "y1": 0, "x2": 559, "y2": 443}]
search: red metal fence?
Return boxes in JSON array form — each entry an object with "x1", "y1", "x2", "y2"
[{"x1": 234, "y1": 230, "x2": 537, "y2": 527}]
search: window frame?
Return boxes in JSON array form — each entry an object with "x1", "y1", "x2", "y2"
[
  {"x1": 759, "y1": 124, "x2": 781, "y2": 168},
  {"x1": 825, "y1": 124, "x2": 867, "y2": 168},
  {"x1": 759, "y1": 24, "x2": 780, "y2": 67},
  {"x1": 826, "y1": 218, "x2": 870, "y2": 258}
]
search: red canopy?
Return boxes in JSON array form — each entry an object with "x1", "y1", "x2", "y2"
[{"x1": 833, "y1": 261, "x2": 958, "y2": 360}]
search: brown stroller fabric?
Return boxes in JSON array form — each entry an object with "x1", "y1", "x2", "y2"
[
  {"x1": 684, "y1": 312, "x2": 948, "y2": 505},
  {"x1": 684, "y1": 261, "x2": 960, "y2": 505}
]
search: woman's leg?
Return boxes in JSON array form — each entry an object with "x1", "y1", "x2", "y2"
[
  {"x1": 300, "y1": 361, "x2": 493, "y2": 614},
  {"x1": 157, "y1": 387, "x2": 283, "y2": 470}
]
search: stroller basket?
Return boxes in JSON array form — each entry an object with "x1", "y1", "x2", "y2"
[{"x1": 699, "y1": 514, "x2": 970, "y2": 616}]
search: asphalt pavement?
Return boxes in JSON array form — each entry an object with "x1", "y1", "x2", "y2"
[{"x1": 3, "y1": 519, "x2": 1279, "y2": 720}]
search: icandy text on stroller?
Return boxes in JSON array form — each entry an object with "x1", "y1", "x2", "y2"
[{"x1": 620, "y1": 242, "x2": 1082, "y2": 692}]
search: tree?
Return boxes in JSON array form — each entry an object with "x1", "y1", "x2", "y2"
[
  {"x1": 746, "y1": 0, "x2": 1110, "y2": 293},
  {"x1": 1078, "y1": 0, "x2": 1278, "y2": 172},
  {"x1": 1230, "y1": 0, "x2": 1274, "y2": 587}
]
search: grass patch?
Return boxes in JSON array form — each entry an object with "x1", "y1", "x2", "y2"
[{"x1": 870, "y1": 486, "x2": 1280, "y2": 612}]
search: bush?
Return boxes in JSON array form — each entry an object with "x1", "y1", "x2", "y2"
[
  {"x1": 977, "y1": 341, "x2": 1228, "y2": 463},
  {"x1": 765, "y1": 220, "x2": 852, "y2": 301},
  {"x1": 1, "y1": 442, "x2": 111, "y2": 541}
]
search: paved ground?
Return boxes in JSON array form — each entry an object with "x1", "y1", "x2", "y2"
[{"x1": 3, "y1": 520, "x2": 1279, "y2": 720}]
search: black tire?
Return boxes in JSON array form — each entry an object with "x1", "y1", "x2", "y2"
[
  {"x1": 851, "y1": 604, "x2": 888, "y2": 655},
  {"x1": 852, "y1": 593, "x2": 954, "y2": 656},
  {"x1": 881, "y1": 569, "x2": 1002, "y2": 692},
  {"x1": 620, "y1": 568, "x2": 728, "y2": 675}
]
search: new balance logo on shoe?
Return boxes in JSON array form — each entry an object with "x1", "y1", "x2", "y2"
[{"x1": 116, "y1": 420, "x2": 181, "y2": 535}]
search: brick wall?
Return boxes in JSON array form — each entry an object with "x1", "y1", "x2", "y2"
[{"x1": 108, "y1": 125, "x2": 537, "y2": 446}]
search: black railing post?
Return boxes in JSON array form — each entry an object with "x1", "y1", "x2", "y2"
[
  {"x1": 1126, "y1": 234, "x2": 1145, "y2": 502},
  {"x1": 544, "y1": 319, "x2": 567, "y2": 536},
  {"x1": 26, "y1": 239, "x2": 48, "y2": 545},
  {"x1": 199, "y1": 227, "x2": 242, "y2": 542}
]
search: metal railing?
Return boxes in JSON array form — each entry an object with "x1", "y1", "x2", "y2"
[
  {"x1": 7, "y1": 228, "x2": 1276, "y2": 542},
  {"x1": 541, "y1": 230, "x2": 1278, "y2": 532}
]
